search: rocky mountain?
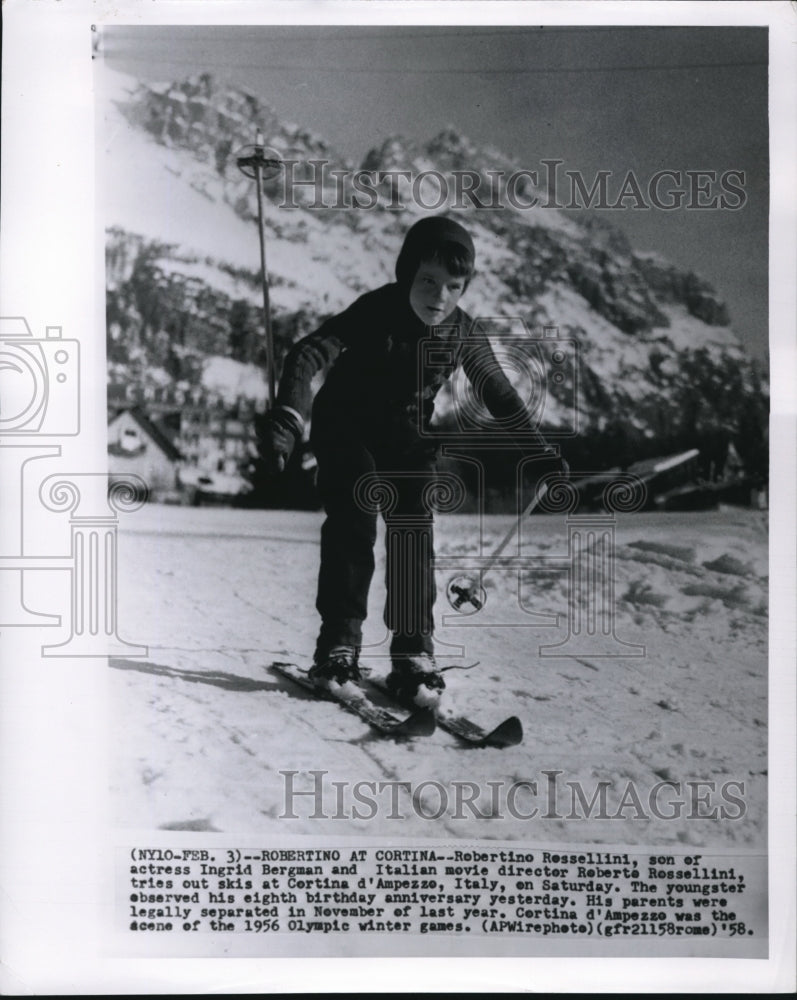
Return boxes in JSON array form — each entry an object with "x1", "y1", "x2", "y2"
[{"x1": 102, "y1": 69, "x2": 768, "y2": 488}]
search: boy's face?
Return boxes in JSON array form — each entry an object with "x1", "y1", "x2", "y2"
[{"x1": 408, "y1": 260, "x2": 467, "y2": 325}]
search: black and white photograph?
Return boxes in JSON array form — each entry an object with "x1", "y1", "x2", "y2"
[{"x1": 1, "y1": 0, "x2": 795, "y2": 993}]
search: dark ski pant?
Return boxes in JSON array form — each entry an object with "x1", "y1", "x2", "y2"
[{"x1": 311, "y1": 418, "x2": 437, "y2": 662}]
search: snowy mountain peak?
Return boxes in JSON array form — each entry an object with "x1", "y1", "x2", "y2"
[
  {"x1": 125, "y1": 72, "x2": 346, "y2": 171},
  {"x1": 360, "y1": 135, "x2": 423, "y2": 173},
  {"x1": 424, "y1": 125, "x2": 488, "y2": 170},
  {"x1": 103, "y1": 68, "x2": 767, "y2": 484}
]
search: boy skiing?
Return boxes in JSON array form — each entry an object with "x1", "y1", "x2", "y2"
[{"x1": 263, "y1": 215, "x2": 564, "y2": 707}]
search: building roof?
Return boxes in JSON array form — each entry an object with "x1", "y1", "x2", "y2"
[{"x1": 108, "y1": 406, "x2": 183, "y2": 462}]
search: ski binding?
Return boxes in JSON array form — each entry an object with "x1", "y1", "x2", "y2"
[{"x1": 271, "y1": 661, "x2": 436, "y2": 738}]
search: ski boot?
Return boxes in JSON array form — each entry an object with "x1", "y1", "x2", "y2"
[
  {"x1": 308, "y1": 645, "x2": 362, "y2": 694},
  {"x1": 386, "y1": 653, "x2": 445, "y2": 709}
]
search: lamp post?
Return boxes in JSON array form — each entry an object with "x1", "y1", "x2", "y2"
[{"x1": 236, "y1": 131, "x2": 283, "y2": 411}]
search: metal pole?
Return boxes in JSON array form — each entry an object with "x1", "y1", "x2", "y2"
[
  {"x1": 447, "y1": 479, "x2": 552, "y2": 612},
  {"x1": 253, "y1": 149, "x2": 275, "y2": 411},
  {"x1": 236, "y1": 132, "x2": 283, "y2": 413},
  {"x1": 478, "y1": 480, "x2": 549, "y2": 578}
]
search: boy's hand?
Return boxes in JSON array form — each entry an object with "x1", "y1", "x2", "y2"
[{"x1": 260, "y1": 406, "x2": 302, "y2": 475}]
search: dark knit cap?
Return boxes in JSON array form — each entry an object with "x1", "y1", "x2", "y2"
[{"x1": 395, "y1": 215, "x2": 476, "y2": 286}]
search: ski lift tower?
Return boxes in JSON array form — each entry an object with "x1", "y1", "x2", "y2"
[{"x1": 236, "y1": 131, "x2": 284, "y2": 411}]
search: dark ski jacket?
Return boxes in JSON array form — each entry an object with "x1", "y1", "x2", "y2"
[{"x1": 276, "y1": 282, "x2": 541, "y2": 451}]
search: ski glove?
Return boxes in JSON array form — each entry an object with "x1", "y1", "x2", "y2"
[{"x1": 261, "y1": 405, "x2": 303, "y2": 475}]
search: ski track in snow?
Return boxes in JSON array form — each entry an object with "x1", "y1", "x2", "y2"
[{"x1": 110, "y1": 505, "x2": 767, "y2": 847}]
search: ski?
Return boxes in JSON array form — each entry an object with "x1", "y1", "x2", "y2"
[
  {"x1": 436, "y1": 709, "x2": 524, "y2": 748},
  {"x1": 270, "y1": 662, "x2": 436, "y2": 739},
  {"x1": 368, "y1": 677, "x2": 523, "y2": 748}
]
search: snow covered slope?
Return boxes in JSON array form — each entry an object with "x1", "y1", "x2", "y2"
[{"x1": 111, "y1": 503, "x2": 767, "y2": 847}]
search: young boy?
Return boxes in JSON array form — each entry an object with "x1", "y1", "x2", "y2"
[{"x1": 263, "y1": 215, "x2": 563, "y2": 707}]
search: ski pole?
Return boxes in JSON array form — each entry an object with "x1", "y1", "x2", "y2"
[
  {"x1": 447, "y1": 479, "x2": 550, "y2": 612},
  {"x1": 236, "y1": 131, "x2": 283, "y2": 411},
  {"x1": 482, "y1": 478, "x2": 550, "y2": 575}
]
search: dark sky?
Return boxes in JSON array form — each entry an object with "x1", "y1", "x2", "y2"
[{"x1": 103, "y1": 25, "x2": 769, "y2": 361}]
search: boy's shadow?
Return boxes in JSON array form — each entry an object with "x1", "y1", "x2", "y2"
[{"x1": 109, "y1": 657, "x2": 276, "y2": 693}]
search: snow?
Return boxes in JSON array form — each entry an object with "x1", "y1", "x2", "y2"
[
  {"x1": 178, "y1": 466, "x2": 251, "y2": 496},
  {"x1": 155, "y1": 256, "x2": 259, "y2": 303},
  {"x1": 201, "y1": 356, "x2": 268, "y2": 406},
  {"x1": 112, "y1": 504, "x2": 767, "y2": 846},
  {"x1": 648, "y1": 303, "x2": 741, "y2": 355},
  {"x1": 103, "y1": 127, "x2": 261, "y2": 273}
]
